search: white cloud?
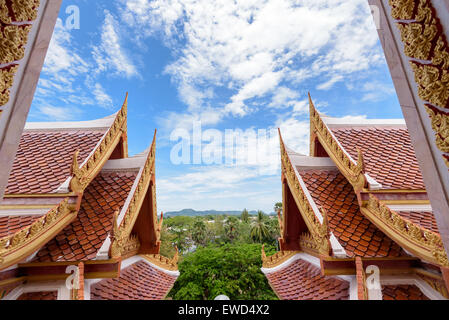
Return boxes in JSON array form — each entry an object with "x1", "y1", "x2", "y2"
[
  {"x1": 92, "y1": 82, "x2": 114, "y2": 108},
  {"x1": 276, "y1": 116, "x2": 310, "y2": 155},
  {"x1": 121, "y1": 0, "x2": 384, "y2": 118},
  {"x1": 43, "y1": 19, "x2": 89, "y2": 76},
  {"x1": 92, "y1": 11, "x2": 139, "y2": 78},
  {"x1": 360, "y1": 81, "x2": 396, "y2": 102},
  {"x1": 158, "y1": 166, "x2": 282, "y2": 212},
  {"x1": 269, "y1": 87, "x2": 299, "y2": 109},
  {"x1": 37, "y1": 105, "x2": 82, "y2": 121},
  {"x1": 317, "y1": 75, "x2": 343, "y2": 90}
]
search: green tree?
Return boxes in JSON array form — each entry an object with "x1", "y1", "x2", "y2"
[
  {"x1": 250, "y1": 211, "x2": 270, "y2": 243},
  {"x1": 159, "y1": 225, "x2": 177, "y2": 258},
  {"x1": 241, "y1": 208, "x2": 249, "y2": 223},
  {"x1": 171, "y1": 226, "x2": 189, "y2": 253},
  {"x1": 169, "y1": 243, "x2": 278, "y2": 300},
  {"x1": 265, "y1": 216, "x2": 281, "y2": 247},
  {"x1": 191, "y1": 218, "x2": 207, "y2": 247},
  {"x1": 274, "y1": 202, "x2": 282, "y2": 214},
  {"x1": 224, "y1": 216, "x2": 239, "y2": 243}
]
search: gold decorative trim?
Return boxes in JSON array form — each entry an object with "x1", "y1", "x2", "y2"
[
  {"x1": 280, "y1": 132, "x2": 331, "y2": 256},
  {"x1": 0, "y1": 65, "x2": 18, "y2": 106},
  {"x1": 152, "y1": 179, "x2": 159, "y2": 244},
  {"x1": 0, "y1": 0, "x2": 10, "y2": 24},
  {"x1": 0, "y1": 199, "x2": 78, "y2": 270},
  {"x1": 425, "y1": 105, "x2": 449, "y2": 153},
  {"x1": 397, "y1": 19, "x2": 438, "y2": 61},
  {"x1": 299, "y1": 232, "x2": 322, "y2": 256},
  {"x1": 142, "y1": 248, "x2": 178, "y2": 272},
  {"x1": 389, "y1": 0, "x2": 449, "y2": 167},
  {"x1": 389, "y1": 0, "x2": 415, "y2": 20},
  {"x1": 0, "y1": 25, "x2": 32, "y2": 64},
  {"x1": 11, "y1": 0, "x2": 40, "y2": 22},
  {"x1": 0, "y1": 0, "x2": 40, "y2": 107},
  {"x1": 70, "y1": 94, "x2": 128, "y2": 193},
  {"x1": 363, "y1": 195, "x2": 448, "y2": 267},
  {"x1": 309, "y1": 94, "x2": 367, "y2": 191},
  {"x1": 411, "y1": 62, "x2": 449, "y2": 110},
  {"x1": 261, "y1": 245, "x2": 297, "y2": 269},
  {"x1": 109, "y1": 211, "x2": 140, "y2": 259},
  {"x1": 109, "y1": 132, "x2": 158, "y2": 257}
]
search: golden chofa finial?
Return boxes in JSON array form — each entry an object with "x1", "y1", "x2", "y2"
[
  {"x1": 156, "y1": 212, "x2": 164, "y2": 241},
  {"x1": 355, "y1": 148, "x2": 366, "y2": 175},
  {"x1": 171, "y1": 246, "x2": 179, "y2": 265},
  {"x1": 308, "y1": 92, "x2": 315, "y2": 110},
  {"x1": 261, "y1": 244, "x2": 267, "y2": 262},
  {"x1": 111, "y1": 209, "x2": 120, "y2": 240},
  {"x1": 123, "y1": 92, "x2": 129, "y2": 107},
  {"x1": 70, "y1": 150, "x2": 80, "y2": 176}
]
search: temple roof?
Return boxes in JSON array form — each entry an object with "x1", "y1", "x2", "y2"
[
  {"x1": 323, "y1": 116, "x2": 425, "y2": 190},
  {"x1": 6, "y1": 116, "x2": 116, "y2": 195},
  {"x1": 396, "y1": 211, "x2": 439, "y2": 235},
  {"x1": 17, "y1": 291, "x2": 58, "y2": 301},
  {"x1": 264, "y1": 255, "x2": 350, "y2": 300},
  {"x1": 382, "y1": 285, "x2": 429, "y2": 300},
  {"x1": 90, "y1": 258, "x2": 177, "y2": 300},
  {"x1": 0, "y1": 215, "x2": 42, "y2": 238},
  {"x1": 298, "y1": 166, "x2": 406, "y2": 258},
  {"x1": 33, "y1": 170, "x2": 137, "y2": 262}
]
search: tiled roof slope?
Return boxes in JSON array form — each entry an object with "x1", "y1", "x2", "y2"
[
  {"x1": 396, "y1": 211, "x2": 439, "y2": 234},
  {"x1": 6, "y1": 130, "x2": 105, "y2": 194},
  {"x1": 34, "y1": 171, "x2": 136, "y2": 262},
  {"x1": 265, "y1": 258, "x2": 349, "y2": 300},
  {"x1": 298, "y1": 169, "x2": 406, "y2": 258},
  {"x1": 91, "y1": 260, "x2": 177, "y2": 300},
  {"x1": 382, "y1": 285, "x2": 429, "y2": 300},
  {"x1": 330, "y1": 127, "x2": 425, "y2": 190},
  {"x1": 17, "y1": 291, "x2": 58, "y2": 300},
  {"x1": 0, "y1": 215, "x2": 42, "y2": 238}
]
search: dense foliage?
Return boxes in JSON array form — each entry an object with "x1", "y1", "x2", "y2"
[
  {"x1": 161, "y1": 208, "x2": 282, "y2": 300},
  {"x1": 168, "y1": 243, "x2": 278, "y2": 300}
]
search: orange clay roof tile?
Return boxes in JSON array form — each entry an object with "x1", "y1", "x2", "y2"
[
  {"x1": 331, "y1": 127, "x2": 425, "y2": 190},
  {"x1": 17, "y1": 291, "x2": 58, "y2": 300},
  {"x1": 265, "y1": 259, "x2": 349, "y2": 300},
  {"x1": 382, "y1": 285, "x2": 429, "y2": 300},
  {"x1": 34, "y1": 171, "x2": 136, "y2": 262},
  {"x1": 6, "y1": 130, "x2": 105, "y2": 194},
  {"x1": 298, "y1": 168, "x2": 407, "y2": 258},
  {"x1": 90, "y1": 260, "x2": 177, "y2": 300},
  {"x1": 0, "y1": 215, "x2": 43, "y2": 238},
  {"x1": 396, "y1": 211, "x2": 439, "y2": 234}
]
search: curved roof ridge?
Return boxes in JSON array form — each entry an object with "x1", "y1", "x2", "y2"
[
  {"x1": 322, "y1": 115, "x2": 406, "y2": 128},
  {"x1": 24, "y1": 112, "x2": 119, "y2": 131}
]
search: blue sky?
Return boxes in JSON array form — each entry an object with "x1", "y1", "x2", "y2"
[{"x1": 29, "y1": 0, "x2": 402, "y2": 213}]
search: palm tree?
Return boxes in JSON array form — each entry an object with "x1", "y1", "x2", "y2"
[
  {"x1": 224, "y1": 216, "x2": 239, "y2": 243},
  {"x1": 250, "y1": 211, "x2": 270, "y2": 243},
  {"x1": 191, "y1": 218, "x2": 207, "y2": 246},
  {"x1": 241, "y1": 208, "x2": 249, "y2": 223}
]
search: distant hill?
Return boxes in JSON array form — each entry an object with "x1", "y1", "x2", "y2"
[{"x1": 164, "y1": 209, "x2": 274, "y2": 217}]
